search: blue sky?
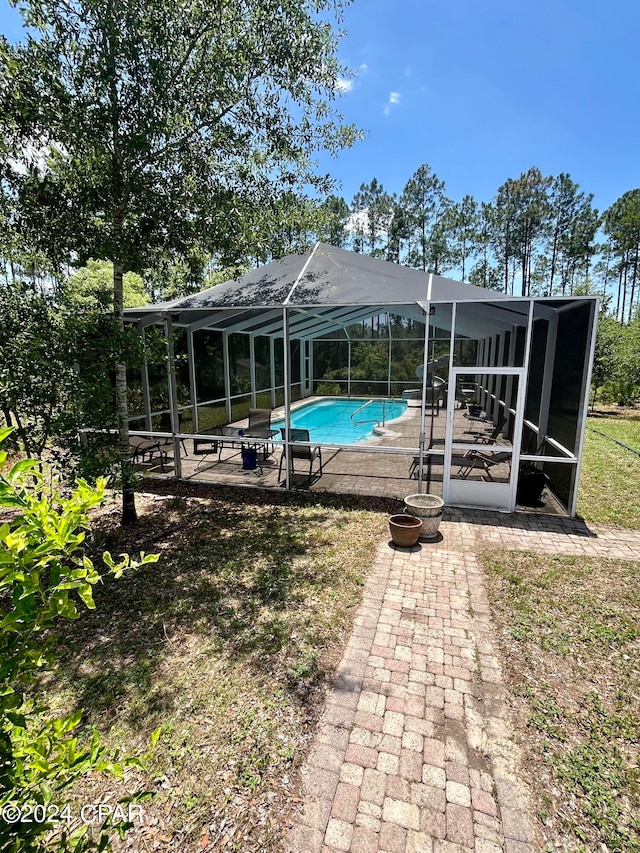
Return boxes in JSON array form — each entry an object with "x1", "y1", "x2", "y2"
[
  {"x1": 2, "y1": 0, "x2": 638, "y2": 215},
  {"x1": 317, "y1": 0, "x2": 640, "y2": 214}
]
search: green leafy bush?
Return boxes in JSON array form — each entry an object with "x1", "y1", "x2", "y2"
[
  {"x1": 0, "y1": 428, "x2": 159, "y2": 852},
  {"x1": 592, "y1": 315, "x2": 640, "y2": 407},
  {"x1": 315, "y1": 382, "x2": 344, "y2": 397}
]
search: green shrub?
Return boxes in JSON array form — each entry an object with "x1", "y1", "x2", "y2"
[
  {"x1": 0, "y1": 428, "x2": 159, "y2": 852},
  {"x1": 315, "y1": 382, "x2": 343, "y2": 397}
]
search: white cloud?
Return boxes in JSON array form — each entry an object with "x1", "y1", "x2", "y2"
[
  {"x1": 346, "y1": 207, "x2": 393, "y2": 236},
  {"x1": 336, "y1": 77, "x2": 354, "y2": 93},
  {"x1": 360, "y1": 63, "x2": 368, "y2": 72},
  {"x1": 384, "y1": 91, "x2": 401, "y2": 116},
  {"x1": 347, "y1": 209, "x2": 368, "y2": 232}
]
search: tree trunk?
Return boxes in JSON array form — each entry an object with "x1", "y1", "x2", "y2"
[
  {"x1": 549, "y1": 219, "x2": 560, "y2": 293},
  {"x1": 620, "y1": 252, "x2": 628, "y2": 324},
  {"x1": 616, "y1": 266, "x2": 623, "y2": 320},
  {"x1": 503, "y1": 221, "x2": 510, "y2": 293},
  {"x1": 461, "y1": 236, "x2": 466, "y2": 281},
  {"x1": 113, "y1": 256, "x2": 137, "y2": 525},
  {"x1": 103, "y1": 0, "x2": 135, "y2": 524},
  {"x1": 629, "y1": 244, "x2": 639, "y2": 320}
]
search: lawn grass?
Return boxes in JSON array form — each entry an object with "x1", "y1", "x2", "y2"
[
  {"x1": 43, "y1": 487, "x2": 387, "y2": 852},
  {"x1": 588, "y1": 414, "x2": 640, "y2": 446},
  {"x1": 483, "y1": 550, "x2": 640, "y2": 852},
  {"x1": 578, "y1": 413, "x2": 640, "y2": 527},
  {"x1": 32, "y1": 408, "x2": 640, "y2": 850}
]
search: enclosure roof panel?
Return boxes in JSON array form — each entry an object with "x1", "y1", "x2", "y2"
[{"x1": 136, "y1": 243, "x2": 507, "y2": 312}]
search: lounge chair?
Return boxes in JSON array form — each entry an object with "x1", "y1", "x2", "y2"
[
  {"x1": 458, "y1": 449, "x2": 512, "y2": 479},
  {"x1": 471, "y1": 415, "x2": 508, "y2": 444},
  {"x1": 278, "y1": 428, "x2": 323, "y2": 487},
  {"x1": 410, "y1": 415, "x2": 508, "y2": 477}
]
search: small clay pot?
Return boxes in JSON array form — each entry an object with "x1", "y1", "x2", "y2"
[{"x1": 388, "y1": 514, "x2": 422, "y2": 548}]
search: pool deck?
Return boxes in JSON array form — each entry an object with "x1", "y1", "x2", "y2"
[{"x1": 137, "y1": 401, "x2": 565, "y2": 516}]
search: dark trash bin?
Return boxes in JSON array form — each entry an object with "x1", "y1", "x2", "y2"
[{"x1": 241, "y1": 448, "x2": 258, "y2": 470}]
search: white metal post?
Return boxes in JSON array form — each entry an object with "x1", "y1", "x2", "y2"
[
  {"x1": 222, "y1": 332, "x2": 232, "y2": 422},
  {"x1": 387, "y1": 312, "x2": 392, "y2": 397},
  {"x1": 442, "y1": 303, "x2": 458, "y2": 505},
  {"x1": 571, "y1": 299, "x2": 600, "y2": 517},
  {"x1": 140, "y1": 324, "x2": 153, "y2": 432},
  {"x1": 482, "y1": 337, "x2": 491, "y2": 409},
  {"x1": 510, "y1": 300, "x2": 536, "y2": 511},
  {"x1": 417, "y1": 304, "x2": 431, "y2": 492},
  {"x1": 299, "y1": 337, "x2": 305, "y2": 399},
  {"x1": 492, "y1": 333, "x2": 506, "y2": 422},
  {"x1": 503, "y1": 327, "x2": 518, "y2": 431},
  {"x1": 250, "y1": 333, "x2": 257, "y2": 408},
  {"x1": 493, "y1": 333, "x2": 501, "y2": 406},
  {"x1": 536, "y1": 313, "x2": 559, "y2": 452},
  {"x1": 282, "y1": 306, "x2": 292, "y2": 489},
  {"x1": 485, "y1": 337, "x2": 495, "y2": 418},
  {"x1": 186, "y1": 327, "x2": 198, "y2": 434},
  {"x1": 416, "y1": 275, "x2": 434, "y2": 490},
  {"x1": 269, "y1": 336, "x2": 276, "y2": 408},
  {"x1": 165, "y1": 316, "x2": 182, "y2": 479}
]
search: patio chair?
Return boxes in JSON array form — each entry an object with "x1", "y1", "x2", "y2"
[
  {"x1": 248, "y1": 408, "x2": 274, "y2": 456},
  {"x1": 248, "y1": 408, "x2": 271, "y2": 429},
  {"x1": 458, "y1": 449, "x2": 512, "y2": 479},
  {"x1": 456, "y1": 381, "x2": 477, "y2": 410},
  {"x1": 278, "y1": 428, "x2": 323, "y2": 487},
  {"x1": 158, "y1": 412, "x2": 188, "y2": 456},
  {"x1": 129, "y1": 435, "x2": 168, "y2": 470}
]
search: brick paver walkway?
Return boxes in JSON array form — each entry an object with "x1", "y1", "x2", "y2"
[{"x1": 285, "y1": 511, "x2": 640, "y2": 853}]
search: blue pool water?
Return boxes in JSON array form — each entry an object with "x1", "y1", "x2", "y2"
[{"x1": 271, "y1": 398, "x2": 407, "y2": 444}]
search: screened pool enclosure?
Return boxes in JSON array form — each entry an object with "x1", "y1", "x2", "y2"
[{"x1": 122, "y1": 243, "x2": 599, "y2": 516}]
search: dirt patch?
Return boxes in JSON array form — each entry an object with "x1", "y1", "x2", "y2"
[{"x1": 588, "y1": 404, "x2": 640, "y2": 421}]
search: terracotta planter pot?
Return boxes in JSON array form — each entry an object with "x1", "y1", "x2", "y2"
[{"x1": 389, "y1": 514, "x2": 422, "y2": 548}]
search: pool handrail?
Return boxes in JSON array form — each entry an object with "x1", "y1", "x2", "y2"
[
  {"x1": 350, "y1": 398, "x2": 395, "y2": 427},
  {"x1": 350, "y1": 398, "x2": 378, "y2": 426}
]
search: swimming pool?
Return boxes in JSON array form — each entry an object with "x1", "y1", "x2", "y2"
[{"x1": 271, "y1": 398, "x2": 408, "y2": 445}]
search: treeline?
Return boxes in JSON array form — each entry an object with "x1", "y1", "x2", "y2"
[
  {"x1": 309, "y1": 165, "x2": 640, "y2": 323},
  {"x1": 3, "y1": 162, "x2": 639, "y2": 324}
]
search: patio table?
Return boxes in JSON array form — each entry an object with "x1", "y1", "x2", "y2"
[{"x1": 193, "y1": 426, "x2": 278, "y2": 473}]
